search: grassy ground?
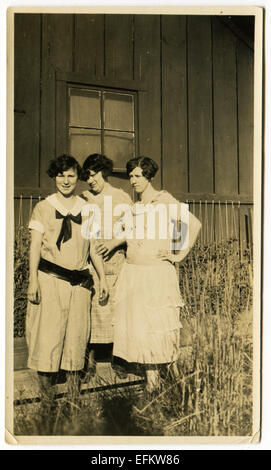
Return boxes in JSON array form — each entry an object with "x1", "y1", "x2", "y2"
[{"x1": 13, "y1": 238, "x2": 253, "y2": 436}]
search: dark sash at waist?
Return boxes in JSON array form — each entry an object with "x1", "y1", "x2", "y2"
[{"x1": 38, "y1": 257, "x2": 93, "y2": 287}]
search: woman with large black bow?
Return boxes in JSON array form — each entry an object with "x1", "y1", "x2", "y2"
[{"x1": 26, "y1": 154, "x2": 108, "y2": 393}]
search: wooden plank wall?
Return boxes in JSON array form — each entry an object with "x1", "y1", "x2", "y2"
[
  {"x1": 14, "y1": 14, "x2": 254, "y2": 243},
  {"x1": 14, "y1": 14, "x2": 41, "y2": 188},
  {"x1": 161, "y1": 15, "x2": 188, "y2": 194},
  {"x1": 40, "y1": 14, "x2": 74, "y2": 191}
]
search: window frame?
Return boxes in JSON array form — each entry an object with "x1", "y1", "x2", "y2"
[{"x1": 56, "y1": 72, "x2": 145, "y2": 174}]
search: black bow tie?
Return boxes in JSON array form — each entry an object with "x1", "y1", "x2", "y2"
[{"x1": 55, "y1": 210, "x2": 82, "y2": 250}]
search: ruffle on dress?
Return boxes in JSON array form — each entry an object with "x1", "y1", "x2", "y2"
[{"x1": 112, "y1": 262, "x2": 184, "y2": 364}]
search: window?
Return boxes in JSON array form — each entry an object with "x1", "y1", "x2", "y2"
[{"x1": 68, "y1": 86, "x2": 137, "y2": 172}]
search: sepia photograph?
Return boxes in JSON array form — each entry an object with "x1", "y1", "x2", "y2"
[{"x1": 5, "y1": 4, "x2": 263, "y2": 445}]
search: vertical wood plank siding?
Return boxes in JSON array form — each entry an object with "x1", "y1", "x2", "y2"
[
  {"x1": 14, "y1": 14, "x2": 41, "y2": 188},
  {"x1": 134, "y1": 15, "x2": 162, "y2": 186},
  {"x1": 74, "y1": 14, "x2": 105, "y2": 77},
  {"x1": 161, "y1": 15, "x2": 188, "y2": 193},
  {"x1": 14, "y1": 14, "x2": 254, "y2": 214},
  {"x1": 237, "y1": 39, "x2": 254, "y2": 196},
  {"x1": 105, "y1": 14, "x2": 134, "y2": 80},
  {"x1": 187, "y1": 16, "x2": 213, "y2": 194},
  {"x1": 212, "y1": 17, "x2": 239, "y2": 196},
  {"x1": 40, "y1": 14, "x2": 74, "y2": 190}
]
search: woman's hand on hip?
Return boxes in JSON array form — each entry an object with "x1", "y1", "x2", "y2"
[{"x1": 156, "y1": 250, "x2": 176, "y2": 264}]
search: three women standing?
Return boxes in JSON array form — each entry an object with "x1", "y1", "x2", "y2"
[{"x1": 26, "y1": 153, "x2": 201, "y2": 395}]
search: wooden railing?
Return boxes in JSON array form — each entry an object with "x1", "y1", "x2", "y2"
[{"x1": 14, "y1": 194, "x2": 253, "y2": 249}]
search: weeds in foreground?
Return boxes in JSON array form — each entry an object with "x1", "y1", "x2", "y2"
[
  {"x1": 14, "y1": 238, "x2": 253, "y2": 436},
  {"x1": 14, "y1": 227, "x2": 30, "y2": 337}
]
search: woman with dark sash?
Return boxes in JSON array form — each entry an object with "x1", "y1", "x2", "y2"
[{"x1": 26, "y1": 154, "x2": 108, "y2": 393}]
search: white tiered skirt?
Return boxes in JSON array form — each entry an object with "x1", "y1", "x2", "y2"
[{"x1": 112, "y1": 261, "x2": 184, "y2": 364}]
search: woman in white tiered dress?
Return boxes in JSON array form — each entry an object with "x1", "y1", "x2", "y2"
[{"x1": 111, "y1": 156, "x2": 201, "y2": 392}]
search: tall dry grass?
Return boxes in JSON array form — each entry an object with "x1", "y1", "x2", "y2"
[
  {"x1": 14, "y1": 238, "x2": 253, "y2": 436},
  {"x1": 14, "y1": 226, "x2": 30, "y2": 337}
]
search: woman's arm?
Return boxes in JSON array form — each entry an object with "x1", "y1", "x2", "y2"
[
  {"x1": 180, "y1": 210, "x2": 202, "y2": 252},
  {"x1": 89, "y1": 242, "x2": 109, "y2": 301},
  {"x1": 157, "y1": 210, "x2": 202, "y2": 264},
  {"x1": 95, "y1": 199, "x2": 132, "y2": 260},
  {"x1": 95, "y1": 238, "x2": 126, "y2": 260},
  {"x1": 27, "y1": 229, "x2": 43, "y2": 304}
]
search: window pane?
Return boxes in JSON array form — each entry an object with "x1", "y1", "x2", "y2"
[
  {"x1": 69, "y1": 128, "x2": 101, "y2": 166},
  {"x1": 69, "y1": 88, "x2": 101, "y2": 128},
  {"x1": 104, "y1": 131, "x2": 135, "y2": 170},
  {"x1": 104, "y1": 92, "x2": 134, "y2": 131}
]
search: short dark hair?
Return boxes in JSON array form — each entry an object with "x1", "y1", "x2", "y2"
[
  {"x1": 47, "y1": 154, "x2": 81, "y2": 178},
  {"x1": 80, "y1": 153, "x2": 113, "y2": 181},
  {"x1": 126, "y1": 156, "x2": 159, "y2": 181}
]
